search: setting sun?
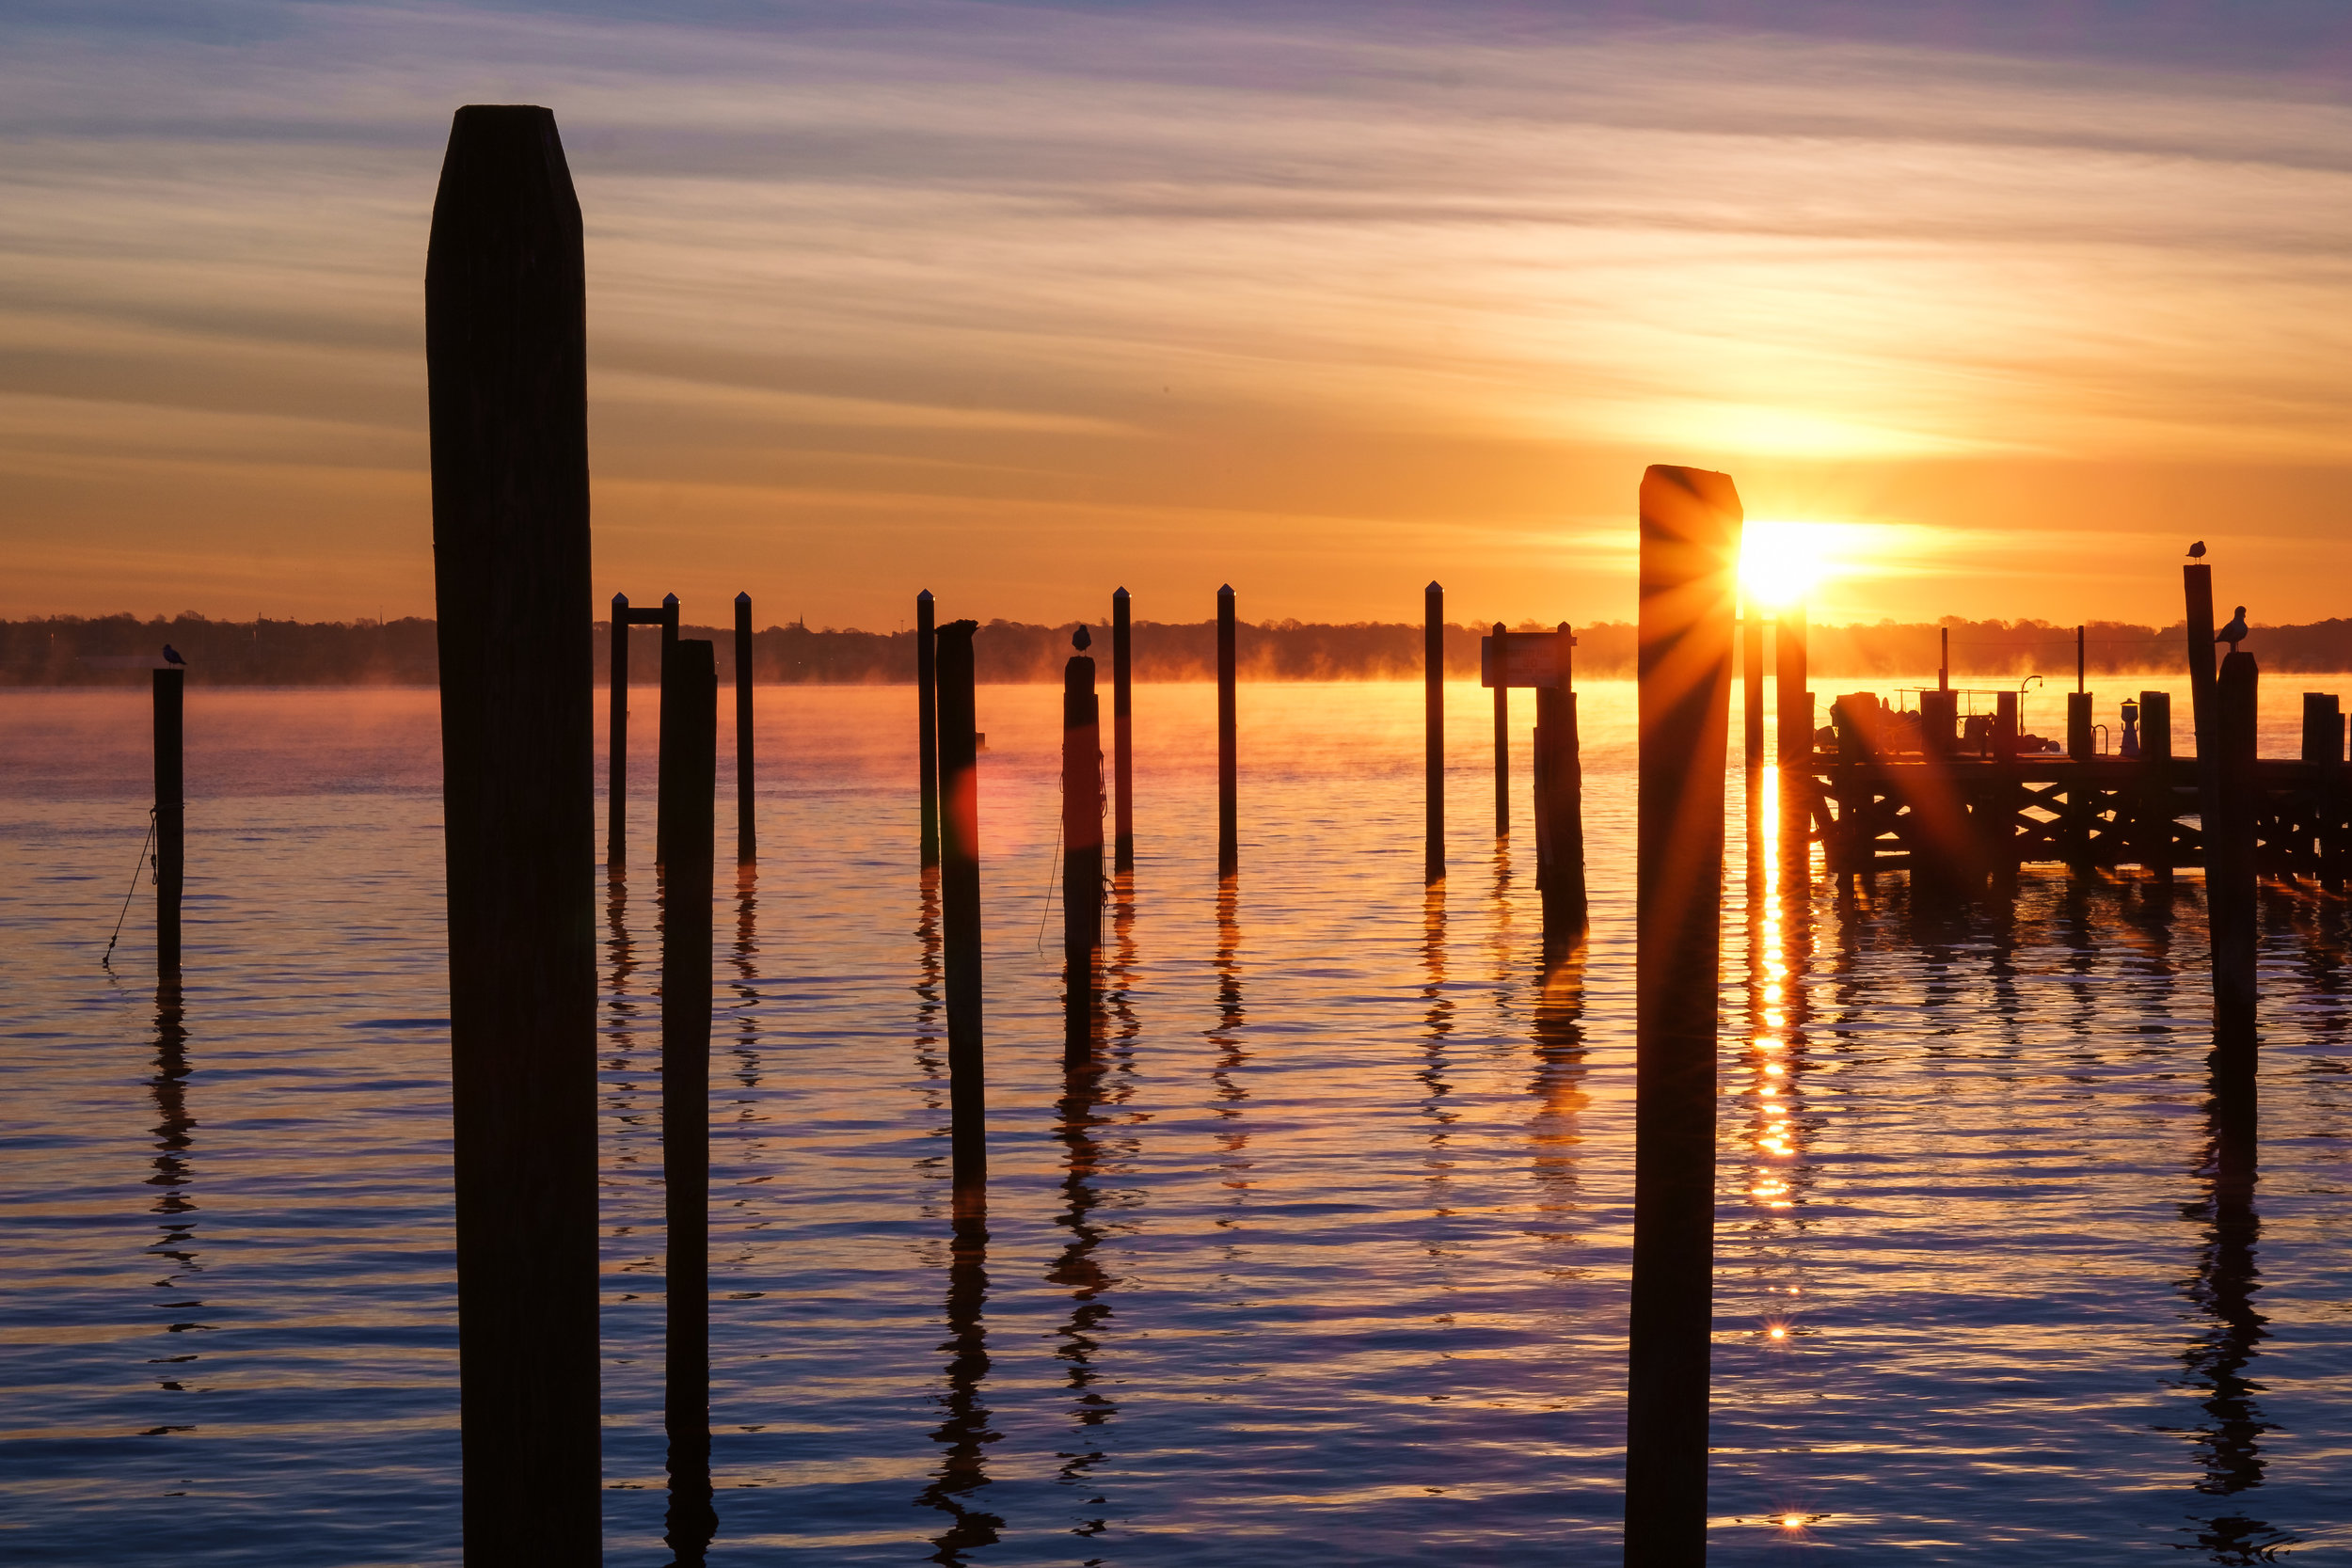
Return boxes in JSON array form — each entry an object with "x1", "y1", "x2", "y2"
[{"x1": 1740, "y1": 519, "x2": 1841, "y2": 610}]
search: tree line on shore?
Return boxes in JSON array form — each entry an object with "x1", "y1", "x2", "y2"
[{"x1": 7, "y1": 610, "x2": 2351, "y2": 685}]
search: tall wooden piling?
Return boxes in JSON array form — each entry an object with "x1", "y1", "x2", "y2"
[
  {"x1": 1492, "y1": 623, "x2": 1510, "y2": 836},
  {"x1": 1112, "y1": 588, "x2": 1134, "y2": 872},
  {"x1": 2076, "y1": 624, "x2": 2086, "y2": 691},
  {"x1": 1064, "y1": 647, "x2": 1104, "y2": 1065},
  {"x1": 1217, "y1": 585, "x2": 1237, "y2": 877},
  {"x1": 1625, "y1": 464, "x2": 1740, "y2": 1566},
  {"x1": 425, "y1": 102, "x2": 600, "y2": 1562},
  {"x1": 734, "y1": 593, "x2": 755, "y2": 865},
  {"x1": 1534, "y1": 625, "x2": 1586, "y2": 935},
  {"x1": 1773, "y1": 604, "x2": 1808, "y2": 766},
  {"x1": 153, "y1": 668, "x2": 184, "y2": 980},
  {"x1": 659, "y1": 637, "x2": 717, "y2": 1560},
  {"x1": 2212, "y1": 652, "x2": 2259, "y2": 1070},
  {"x1": 2185, "y1": 565, "x2": 2221, "y2": 843},
  {"x1": 937, "y1": 619, "x2": 985, "y2": 1187},
  {"x1": 1741, "y1": 606, "x2": 1764, "y2": 767},
  {"x1": 918, "y1": 590, "x2": 939, "y2": 869},
  {"x1": 1426, "y1": 580, "x2": 1444, "y2": 883},
  {"x1": 610, "y1": 591, "x2": 629, "y2": 865}
]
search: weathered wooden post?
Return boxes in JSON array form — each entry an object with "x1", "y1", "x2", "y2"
[
  {"x1": 2185, "y1": 565, "x2": 2221, "y2": 862},
  {"x1": 2212, "y1": 652, "x2": 2259, "y2": 1069},
  {"x1": 2301, "y1": 693, "x2": 2341, "y2": 763},
  {"x1": 659, "y1": 637, "x2": 717, "y2": 1560},
  {"x1": 2139, "y1": 689, "x2": 2174, "y2": 880},
  {"x1": 1491, "y1": 624, "x2": 1510, "y2": 836},
  {"x1": 425, "y1": 102, "x2": 601, "y2": 1562},
  {"x1": 937, "y1": 619, "x2": 985, "y2": 1187},
  {"x1": 152, "y1": 667, "x2": 184, "y2": 980},
  {"x1": 1993, "y1": 688, "x2": 2023, "y2": 878},
  {"x1": 1773, "y1": 604, "x2": 1808, "y2": 766},
  {"x1": 609, "y1": 591, "x2": 629, "y2": 866},
  {"x1": 917, "y1": 590, "x2": 939, "y2": 869},
  {"x1": 1426, "y1": 581, "x2": 1444, "y2": 882},
  {"x1": 655, "y1": 594, "x2": 681, "y2": 865},
  {"x1": 1740, "y1": 605, "x2": 1763, "y2": 767},
  {"x1": 1217, "y1": 584, "x2": 1237, "y2": 877},
  {"x1": 1063, "y1": 639, "x2": 1104, "y2": 1065},
  {"x1": 1534, "y1": 624, "x2": 1587, "y2": 936},
  {"x1": 1112, "y1": 587, "x2": 1135, "y2": 872},
  {"x1": 2076, "y1": 624, "x2": 2086, "y2": 691},
  {"x1": 2067, "y1": 691, "x2": 2093, "y2": 761},
  {"x1": 2305, "y1": 692, "x2": 2344, "y2": 889},
  {"x1": 1625, "y1": 464, "x2": 1740, "y2": 1566},
  {"x1": 733, "y1": 593, "x2": 755, "y2": 865}
]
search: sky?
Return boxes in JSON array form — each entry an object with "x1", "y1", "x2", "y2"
[{"x1": 6, "y1": 0, "x2": 2352, "y2": 632}]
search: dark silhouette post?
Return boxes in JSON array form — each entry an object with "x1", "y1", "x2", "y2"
[
  {"x1": 918, "y1": 590, "x2": 939, "y2": 869},
  {"x1": 2076, "y1": 624, "x2": 2086, "y2": 691},
  {"x1": 2185, "y1": 564, "x2": 2221, "y2": 850},
  {"x1": 1426, "y1": 581, "x2": 1444, "y2": 882},
  {"x1": 425, "y1": 103, "x2": 600, "y2": 1563},
  {"x1": 609, "y1": 591, "x2": 628, "y2": 865},
  {"x1": 2212, "y1": 652, "x2": 2259, "y2": 1069},
  {"x1": 1217, "y1": 584, "x2": 1237, "y2": 877},
  {"x1": 2067, "y1": 691, "x2": 2094, "y2": 762},
  {"x1": 656, "y1": 594, "x2": 680, "y2": 863},
  {"x1": 153, "y1": 668, "x2": 183, "y2": 980},
  {"x1": 1534, "y1": 625, "x2": 1586, "y2": 937},
  {"x1": 734, "y1": 592, "x2": 755, "y2": 865},
  {"x1": 1492, "y1": 624, "x2": 1510, "y2": 836},
  {"x1": 1113, "y1": 588, "x2": 1135, "y2": 872},
  {"x1": 1740, "y1": 605, "x2": 1763, "y2": 767},
  {"x1": 659, "y1": 638, "x2": 717, "y2": 1563},
  {"x1": 1773, "y1": 603, "x2": 1808, "y2": 766},
  {"x1": 2140, "y1": 689, "x2": 2174, "y2": 880},
  {"x1": 1063, "y1": 644, "x2": 1104, "y2": 1065},
  {"x1": 1625, "y1": 464, "x2": 1740, "y2": 1566},
  {"x1": 937, "y1": 619, "x2": 985, "y2": 1187}
]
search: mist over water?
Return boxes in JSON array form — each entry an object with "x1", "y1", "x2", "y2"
[{"x1": 3, "y1": 680, "x2": 2349, "y2": 1563}]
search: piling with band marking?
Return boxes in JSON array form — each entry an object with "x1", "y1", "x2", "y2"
[
  {"x1": 425, "y1": 102, "x2": 601, "y2": 1563},
  {"x1": 936, "y1": 619, "x2": 986, "y2": 1187},
  {"x1": 1625, "y1": 464, "x2": 1740, "y2": 1567},
  {"x1": 1112, "y1": 588, "x2": 1135, "y2": 873},
  {"x1": 153, "y1": 668, "x2": 184, "y2": 981},
  {"x1": 1217, "y1": 585, "x2": 1237, "y2": 878},
  {"x1": 734, "y1": 593, "x2": 755, "y2": 864},
  {"x1": 918, "y1": 590, "x2": 939, "y2": 869},
  {"x1": 1064, "y1": 646, "x2": 1104, "y2": 1065}
]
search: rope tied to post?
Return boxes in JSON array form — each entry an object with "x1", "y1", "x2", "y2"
[{"x1": 103, "y1": 807, "x2": 159, "y2": 968}]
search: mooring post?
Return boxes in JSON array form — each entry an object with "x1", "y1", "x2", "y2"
[
  {"x1": 2140, "y1": 689, "x2": 2174, "y2": 881},
  {"x1": 917, "y1": 590, "x2": 940, "y2": 869},
  {"x1": 1535, "y1": 623, "x2": 1587, "y2": 936},
  {"x1": 1994, "y1": 689, "x2": 2023, "y2": 879},
  {"x1": 1063, "y1": 643, "x2": 1104, "y2": 1066},
  {"x1": 610, "y1": 591, "x2": 629, "y2": 866},
  {"x1": 1217, "y1": 584, "x2": 1237, "y2": 878},
  {"x1": 1492, "y1": 623, "x2": 1510, "y2": 836},
  {"x1": 1939, "y1": 626, "x2": 1950, "y2": 693},
  {"x1": 153, "y1": 667, "x2": 184, "y2": 981},
  {"x1": 2076, "y1": 624, "x2": 2086, "y2": 692},
  {"x1": 1112, "y1": 588, "x2": 1135, "y2": 872},
  {"x1": 2067, "y1": 691, "x2": 2093, "y2": 761},
  {"x1": 2306, "y1": 692, "x2": 2345, "y2": 888},
  {"x1": 1426, "y1": 580, "x2": 1444, "y2": 883},
  {"x1": 2185, "y1": 565, "x2": 2221, "y2": 863},
  {"x1": 656, "y1": 594, "x2": 681, "y2": 866},
  {"x1": 658, "y1": 637, "x2": 717, "y2": 1560},
  {"x1": 1773, "y1": 603, "x2": 1808, "y2": 766},
  {"x1": 1626, "y1": 465, "x2": 1740, "y2": 1566},
  {"x1": 734, "y1": 593, "x2": 755, "y2": 865},
  {"x1": 425, "y1": 102, "x2": 601, "y2": 1562},
  {"x1": 2212, "y1": 651, "x2": 2260, "y2": 1074},
  {"x1": 1740, "y1": 605, "x2": 1763, "y2": 768},
  {"x1": 937, "y1": 619, "x2": 985, "y2": 1187}
]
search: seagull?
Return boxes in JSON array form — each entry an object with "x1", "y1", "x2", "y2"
[
  {"x1": 2187, "y1": 541, "x2": 2205, "y2": 559},
  {"x1": 2216, "y1": 606, "x2": 2249, "y2": 652},
  {"x1": 162, "y1": 644, "x2": 185, "y2": 665},
  {"x1": 1072, "y1": 625, "x2": 1093, "y2": 651}
]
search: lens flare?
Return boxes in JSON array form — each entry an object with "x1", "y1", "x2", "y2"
[{"x1": 1740, "y1": 519, "x2": 1842, "y2": 609}]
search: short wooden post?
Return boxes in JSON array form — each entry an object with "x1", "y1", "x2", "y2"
[
  {"x1": 2212, "y1": 651, "x2": 2259, "y2": 1073},
  {"x1": 917, "y1": 590, "x2": 939, "y2": 869},
  {"x1": 1425, "y1": 580, "x2": 1444, "y2": 883},
  {"x1": 658, "y1": 637, "x2": 717, "y2": 1560},
  {"x1": 609, "y1": 591, "x2": 629, "y2": 865},
  {"x1": 1626, "y1": 465, "x2": 1740, "y2": 1566},
  {"x1": 425, "y1": 102, "x2": 601, "y2": 1562},
  {"x1": 936, "y1": 619, "x2": 985, "y2": 1187},
  {"x1": 1112, "y1": 587, "x2": 1135, "y2": 872},
  {"x1": 1492, "y1": 623, "x2": 1510, "y2": 836},
  {"x1": 734, "y1": 592, "x2": 755, "y2": 865},
  {"x1": 1740, "y1": 606, "x2": 1763, "y2": 767},
  {"x1": 153, "y1": 668, "x2": 184, "y2": 980},
  {"x1": 1773, "y1": 604, "x2": 1808, "y2": 766},
  {"x1": 2301, "y1": 693, "x2": 2341, "y2": 763},
  {"x1": 2140, "y1": 689, "x2": 2174, "y2": 880},
  {"x1": 1063, "y1": 648, "x2": 1104, "y2": 1065},
  {"x1": 2067, "y1": 690, "x2": 2093, "y2": 761},
  {"x1": 1217, "y1": 584, "x2": 1237, "y2": 877}
]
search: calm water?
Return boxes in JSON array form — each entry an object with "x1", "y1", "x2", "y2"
[{"x1": 4, "y1": 678, "x2": 2350, "y2": 1564}]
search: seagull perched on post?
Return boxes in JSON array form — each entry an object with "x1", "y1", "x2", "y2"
[
  {"x1": 2216, "y1": 606, "x2": 2249, "y2": 652},
  {"x1": 162, "y1": 644, "x2": 185, "y2": 665},
  {"x1": 2187, "y1": 541, "x2": 2206, "y2": 559},
  {"x1": 1072, "y1": 625, "x2": 1092, "y2": 652}
]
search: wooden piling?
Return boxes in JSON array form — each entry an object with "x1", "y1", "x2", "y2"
[
  {"x1": 2185, "y1": 565, "x2": 2221, "y2": 852},
  {"x1": 1773, "y1": 604, "x2": 1808, "y2": 766},
  {"x1": 2067, "y1": 691, "x2": 2094, "y2": 761},
  {"x1": 425, "y1": 102, "x2": 600, "y2": 1562},
  {"x1": 656, "y1": 594, "x2": 681, "y2": 865},
  {"x1": 2212, "y1": 651, "x2": 2259, "y2": 1070},
  {"x1": 1217, "y1": 584, "x2": 1237, "y2": 877},
  {"x1": 936, "y1": 619, "x2": 985, "y2": 1187},
  {"x1": 1534, "y1": 625, "x2": 1586, "y2": 935},
  {"x1": 1994, "y1": 689, "x2": 2023, "y2": 878},
  {"x1": 2301, "y1": 692, "x2": 2342, "y2": 763},
  {"x1": 1112, "y1": 588, "x2": 1135, "y2": 872},
  {"x1": 1492, "y1": 623, "x2": 1510, "y2": 836},
  {"x1": 1426, "y1": 581, "x2": 1444, "y2": 883},
  {"x1": 2075, "y1": 624, "x2": 2086, "y2": 691},
  {"x1": 152, "y1": 668, "x2": 183, "y2": 980},
  {"x1": 609, "y1": 591, "x2": 629, "y2": 865},
  {"x1": 2139, "y1": 690, "x2": 2174, "y2": 880},
  {"x1": 1741, "y1": 607, "x2": 1763, "y2": 768},
  {"x1": 659, "y1": 637, "x2": 717, "y2": 1561},
  {"x1": 1625, "y1": 465, "x2": 1740, "y2": 1567},
  {"x1": 918, "y1": 590, "x2": 939, "y2": 869},
  {"x1": 735, "y1": 592, "x2": 755, "y2": 865},
  {"x1": 1064, "y1": 649, "x2": 1104, "y2": 1066}
]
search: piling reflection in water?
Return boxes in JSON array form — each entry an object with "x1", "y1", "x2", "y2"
[
  {"x1": 730, "y1": 863, "x2": 760, "y2": 1095},
  {"x1": 146, "y1": 981, "x2": 200, "y2": 1419},
  {"x1": 1420, "y1": 882, "x2": 1458, "y2": 1230},
  {"x1": 1526, "y1": 925, "x2": 1588, "y2": 1256},
  {"x1": 1209, "y1": 875, "x2": 1251, "y2": 1205},
  {"x1": 920, "y1": 1194, "x2": 1001, "y2": 1563},
  {"x1": 1048, "y1": 995, "x2": 1125, "y2": 1537}
]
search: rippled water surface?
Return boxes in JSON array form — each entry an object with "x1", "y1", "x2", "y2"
[{"x1": 4, "y1": 678, "x2": 2350, "y2": 1564}]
